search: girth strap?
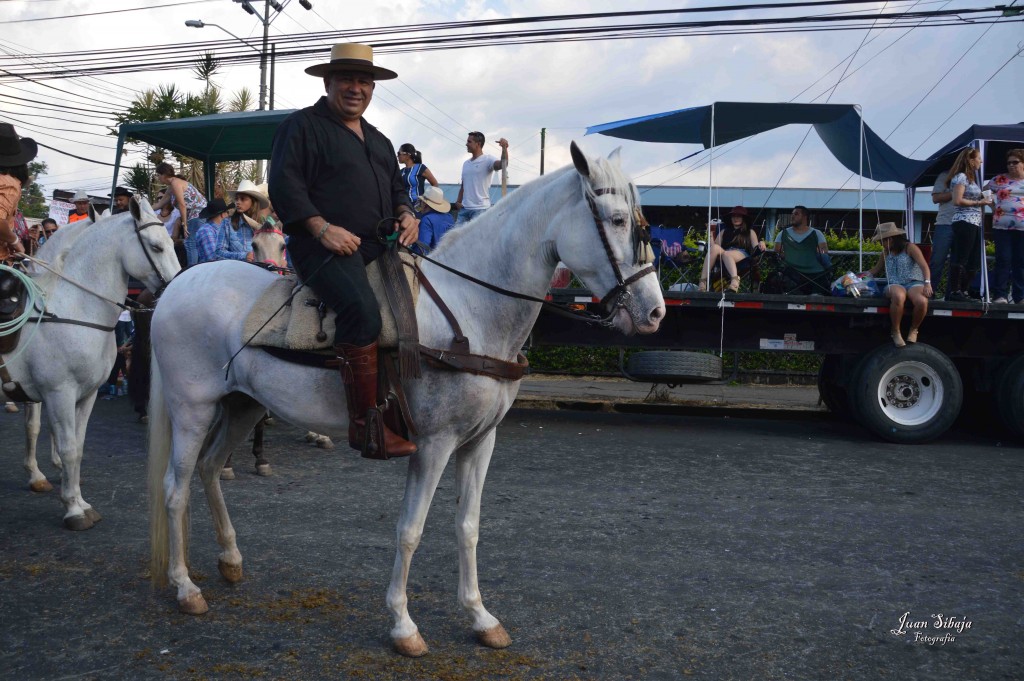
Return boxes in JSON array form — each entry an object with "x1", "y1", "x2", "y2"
[
  {"x1": 419, "y1": 345, "x2": 529, "y2": 382},
  {"x1": 34, "y1": 313, "x2": 117, "y2": 333}
]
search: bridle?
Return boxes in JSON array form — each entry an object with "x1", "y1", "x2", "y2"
[
  {"x1": 584, "y1": 186, "x2": 656, "y2": 311},
  {"x1": 405, "y1": 179, "x2": 656, "y2": 327},
  {"x1": 134, "y1": 219, "x2": 172, "y2": 297}
]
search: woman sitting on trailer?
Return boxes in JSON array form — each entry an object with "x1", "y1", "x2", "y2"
[
  {"x1": 863, "y1": 222, "x2": 932, "y2": 347},
  {"x1": 698, "y1": 206, "x2": 765, "y2": 292}
]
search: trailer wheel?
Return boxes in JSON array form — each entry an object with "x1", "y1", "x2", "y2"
[
  {"x1": 625, "y1": 351, "x2": 722, "y2": 384},
  {"x1": 852, "y1": 343, "x2": 962, "y2": 444},
  {"x1": 995, "y1": 354, "x2": 1024, "y2": 439},
  {"x1": 818, "y1": 355, "x2": 851, "y2": 416}
]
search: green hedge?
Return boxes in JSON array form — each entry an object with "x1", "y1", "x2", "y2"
[{"x1": 526, "y1": 345, "x2": 821, "y2": 377}]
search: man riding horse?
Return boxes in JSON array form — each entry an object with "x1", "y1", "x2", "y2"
[{"x1": 268, "y1": 43, "x2": 419, "y2": 460}]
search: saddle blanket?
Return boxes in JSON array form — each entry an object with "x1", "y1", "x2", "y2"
[{"x1": 241, "y1": 252, "x2": 419, "y2": 352}]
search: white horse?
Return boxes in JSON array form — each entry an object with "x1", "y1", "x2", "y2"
[
  {"x1": 4, "y1": 197, "x2": 179, "y2": 529},
  {"x1": 147, "y1": 144, "x2": 665, "y2": 656}
]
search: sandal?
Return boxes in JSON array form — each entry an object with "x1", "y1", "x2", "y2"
[
  {"x1": 907, "y1": 328, "x2": 919, "y2": 344},
  {"x1": 891, "y1": 330, "x2": 906, "y2": 348},
  {"x1": 727, "y1": 276, "x2": 741, "y2": 293},
  {"x1": 698, "y1": 279, "x2": 707, "y2": 292}
]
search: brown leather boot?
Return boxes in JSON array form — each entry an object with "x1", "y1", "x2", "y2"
[{"x1": 335, "y1": 342, "x2": 417, "y2": 459}]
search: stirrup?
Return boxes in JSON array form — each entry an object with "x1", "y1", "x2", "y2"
[{"x1": 362, "y1": 407, "x2": 388, "y2": 460}]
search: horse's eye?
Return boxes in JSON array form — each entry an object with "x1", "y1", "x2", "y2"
[
  {"x1": 151, "y1": 244, "x2": 164, "y2": 253},
  {"x1": 611, "y1": 216, "x2": 627, "y2": 227}
]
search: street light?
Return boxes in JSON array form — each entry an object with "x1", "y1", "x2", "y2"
[{"x1": 186, "y1": 18, "x2": 265, "y2": 113}]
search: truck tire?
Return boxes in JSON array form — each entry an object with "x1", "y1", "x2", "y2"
[
  {"x1": 995, "y1": 354, "x2": 1024, "y2": 439},
  {"x1": 625, "y1": 351, "x2": 722, "y2": 384},
  {"x1": 851, "y1": 343, "x2": 962, "y2": 444}
]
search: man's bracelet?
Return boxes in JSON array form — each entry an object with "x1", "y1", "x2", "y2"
[{"x1": 316, "y1": 223, "x2": 330, "y2": 241}]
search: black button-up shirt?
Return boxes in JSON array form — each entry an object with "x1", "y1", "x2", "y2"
[{"x1": 269, "y1": 96, "x2": 410, "y2": 262}]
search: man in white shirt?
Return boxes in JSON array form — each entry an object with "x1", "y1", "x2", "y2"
[{"x1": 453, "y1": 131, "x2": 509, "y2": 225}]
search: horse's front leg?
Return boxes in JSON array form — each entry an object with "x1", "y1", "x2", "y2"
[
  {"x1": 454, "y1": 429, "x2": 511, "y2": 649},
  {"x1": 43, "y1": 391, "x2": 93, "y2": 529},
  {"x1": 71, "y1": 391, "x2": 102, "y2": 525},
  {"x1": 386, "y1": 437, "x2": 455, "y2": 657},
  {"x1": 23, "y1": 402, "x2": 52, "y2": 493}
]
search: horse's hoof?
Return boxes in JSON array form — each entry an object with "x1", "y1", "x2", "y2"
[
  {"x1": 84, "y1": 507, "x2": 102, "y2": 524},
  {"x1": 29, "y1": 479, "x2": 53, "y2": 493},
  {"x1": 263, "y1": 417, "x2": 276, "y2": 426},
  {"x1": 304, "y1": 431, "x2": 318, "y2": 443},
  {"x1": 256, "y1": 463, "x2": 271, "y2": 477},
  {"x1": 63, "y1": 514, "x2": 94, "y2": 531},
  {"x1": 178, "y1": 592, "x2": 209, "y2": 615},
  {"x1": 220, "y1": 467, "x2": 235, "y2": 481},
  {"x1": 316, "y1": 438, "x2": 334, "y2": 450},
  {"x1": 477, "y1": 624, "x2": 512, "y2": 649},
  {"x1": 218, "y1": 559, "x2": 243, "y2": 584},
  {"x1": 393, "y1": 631, "x2": 429, "y2": 657}
]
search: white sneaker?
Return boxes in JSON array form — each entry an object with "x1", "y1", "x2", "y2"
[
  {"x1": 4, "y1": 402, "x2": 18, "y2": 413},
  {"x1": 993, "y1": 297, "x2": 1008, "y2": 304}
]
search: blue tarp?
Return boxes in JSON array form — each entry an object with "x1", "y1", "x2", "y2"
[
  {"x1": 586, "y1": 102, "x2": 930, "y2": 185},
  {"x1": 905, "y1": 123, "x2": 1024, "y2": 187}
]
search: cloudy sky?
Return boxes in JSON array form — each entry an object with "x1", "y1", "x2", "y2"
[{"x1": 2, "y1": 0, "x2": 1021, "y2": 203}]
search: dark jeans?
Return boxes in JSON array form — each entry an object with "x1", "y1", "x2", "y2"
[
  {"x1": 928, "y1": 223, "x2": 953, "y2": 295},
  {"x1": 129, "y1": 310, "x2": 152, "y2": 416},
  {"x1": 288, "y1": 234, "x2": 382, "y2": 347},
  {"x1": 950, "y1": 220, "x2": 981, "y2": 275},
  {"x1": 992, "y1": 230, "x2": 1024, "y2": 301}
]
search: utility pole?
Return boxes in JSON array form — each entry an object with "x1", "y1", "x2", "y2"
[
  {"x1": 539, "y1": 128, "x2": 546, "y2": 175},
  {"x1": 259, "y1": 0, "x2": 270, "y2": 111}
]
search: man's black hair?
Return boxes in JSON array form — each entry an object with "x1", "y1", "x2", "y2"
[{"x1": 468, "y1": 131, "x2": 485, "y2": 147}]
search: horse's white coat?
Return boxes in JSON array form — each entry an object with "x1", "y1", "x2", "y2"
[
  {"x1": 6, "y1": 199, "x2": 180, "y2": 526},
  {"x1": 147, "y1": 148, "x2": 665, "y2": 651}
]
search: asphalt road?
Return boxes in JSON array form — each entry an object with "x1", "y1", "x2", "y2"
[{"x1": 0, "y1": 397, "x2": 1021, "y2": 680}]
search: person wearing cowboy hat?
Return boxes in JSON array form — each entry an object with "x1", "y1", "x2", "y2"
[
  {"x1": 412, "y1": 185, "x2": 454, "y2": 254},
  {"x1": 111, "y1": 186, "x2": 132, "y2": 215},
  {"x1": 269, "y1": 43, "x2": 417, "y2": 459},
  {"x1": 67, "y1": 189, "x2": 91, "y2": 223},
  {"x1": 698, "y1": 205, "x2": 765, "y2": 292},
  {"x1": 193, "y1": 198, "x2": 242, "y2": 264},
  {"x1": 0, "y1": 122, "x2": 37, "y2": 263},
  {"x1": 862, "y1": 222, "x2": 933, "y2": 347},
  {"x1": 225, "y1": 179, "x2": 268, "y2": 259}
]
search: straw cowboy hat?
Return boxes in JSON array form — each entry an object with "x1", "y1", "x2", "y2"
[
  {"x1": 228, "y1": 179, "x2": 270, "y2": 209},
  {"x1": 420, "y1": 185, "x2": 451, "y2": 213},
  {"x1": 303, "y1": 43, "x2": 397, "y2": 80},
  {"x1": 871, "y1": 222, "x2": 906, "y2": 241},
  {"x1": 71, "y1": 189, "x2": 90, "y2": 203},
  {"x1": 0, "y1": 123, "x2": 37, "y2": 166}
]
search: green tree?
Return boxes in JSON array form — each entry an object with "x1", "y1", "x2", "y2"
[
  {"x1": 122, "y1": 164, "x2": 153, "y2": 201},
  {"x1": 18, "y1": 160, "x2": 48, "y2": 218}
]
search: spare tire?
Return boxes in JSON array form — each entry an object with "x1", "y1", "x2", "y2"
[{"x1": 625, "y1": 351, "x2": 722, "y2": 384}]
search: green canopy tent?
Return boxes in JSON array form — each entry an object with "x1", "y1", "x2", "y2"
[{"x1": 111, "y1": 109, "x2": 296, "y2": 200}]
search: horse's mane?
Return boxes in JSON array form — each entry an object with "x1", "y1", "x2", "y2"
[{"x1": 30, "y1": 210, "x2": 147, "y2": 278}]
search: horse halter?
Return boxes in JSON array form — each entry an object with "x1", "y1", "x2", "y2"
[
  {"x1": 584, "y1": 187, "x2": 656, "y2": 311},
  {"x1": 134, "y1": 220, "x2": 171, "y2": 295}
]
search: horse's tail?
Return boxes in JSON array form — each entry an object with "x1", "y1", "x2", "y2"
[{"x1": 147, "y1": 351, "x2": 173, "y2": 588}]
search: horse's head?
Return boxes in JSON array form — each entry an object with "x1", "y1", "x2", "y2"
[
  {"x1": 252, "y1": 225, "x2": 287, "y2": 269},
  {"x1": 556, "y1": 142, "x2": 665, "y2": 335},
  {"x1": 119, "y1": 195, "x2": 181, "y2": 294}
]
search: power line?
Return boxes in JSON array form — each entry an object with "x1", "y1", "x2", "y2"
[{"x1": 0, "y1": 0, "x2": 223, "y2": 24}]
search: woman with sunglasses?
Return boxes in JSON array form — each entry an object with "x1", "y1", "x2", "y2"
[
  {"x1": 397, "y1": 143, "x2": 439, "y2": 211},
  {"x1": 985, "y1": 149, "x2": 1024, "y2": 303}
]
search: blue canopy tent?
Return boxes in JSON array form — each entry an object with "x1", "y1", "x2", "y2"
[{"x1": 586, "y1": 101, "x2": 938, "y2": 270}]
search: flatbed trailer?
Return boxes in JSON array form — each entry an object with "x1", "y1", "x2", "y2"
[{"x1": 533, "y1": 288, "x2": 1024, "y2": 444}]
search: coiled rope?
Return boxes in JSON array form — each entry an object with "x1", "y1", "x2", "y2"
[{"x1": 0, "y1": 263, "x2": 47, "y2": 369}]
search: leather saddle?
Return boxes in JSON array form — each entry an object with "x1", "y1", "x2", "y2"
[{"x1": 242, "y1": 250, "x2": 419, "y2": 355}]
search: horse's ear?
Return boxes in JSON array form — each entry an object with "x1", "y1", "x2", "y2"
[
  {"x1": 570, "y1": 141, "x2": 590, "y2": 178},
  {"x1": 129, "y1": 194, "x2": 142, "y2": 221},
  {"x1": 607, "y1": 146, "x2": 622, "y2": 166}
]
